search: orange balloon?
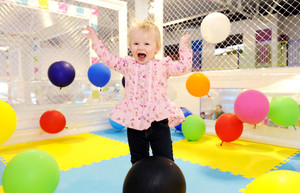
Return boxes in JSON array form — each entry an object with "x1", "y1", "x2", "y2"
[{"x1": 186, "y1": 73, "x2": 210, "y2": 97}]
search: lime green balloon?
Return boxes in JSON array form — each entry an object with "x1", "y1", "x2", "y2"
[
  {"x1": 268, "y1": 96, "x2": 300, "y2": 127},
  {"x1": 2, "y1": 150, "x2": 60, "y2": 193},
  {"x1": 182, "y1": 115, "x2": 206, "y2": 141}
]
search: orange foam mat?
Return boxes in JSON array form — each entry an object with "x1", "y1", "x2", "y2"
[
  {"x1": 0, "y1": 133, "x2": 130, "y2": 171},
  {"x1": 173, "y1": 135, "x2": 299, "y2": 178}
]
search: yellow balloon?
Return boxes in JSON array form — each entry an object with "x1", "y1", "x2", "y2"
[
  {"x1": 0, "y1": 100, "x2": 17, "y2": 144},
  {"x1": 245, "y1": 170, "x2": 300, "y2": 193}
]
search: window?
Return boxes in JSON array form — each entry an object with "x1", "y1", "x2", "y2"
[
  {"x1": 192, "y1": 40, "x2": 202, "y2": 71},
  {"x1": 255, "y1": 29, "x2": 272, "y2": 67},
  {"x1": 164, "y1": 44, "x2": 179, "y2": 61},
  {"x1": 215, "y1": 34, "x2": 244, "y2": 56},
  {"x1": 288, "y1": 39, "x2": 300, "y2": 66}
]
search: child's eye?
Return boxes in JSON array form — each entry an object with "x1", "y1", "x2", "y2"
[
  {"x1": 134, "y1": 43, "x2": 138, "y2": 45},
  {"x1": 145, "y1": 43, "x2": 150, "y2": 45}
]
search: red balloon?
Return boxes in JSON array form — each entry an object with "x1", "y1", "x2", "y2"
[
  {"x1": 40, "y1": 110, "x2": 66, "y2": 134},
  {"x1": 215, "y1": 113, "x2": 243, "y2": 144}
]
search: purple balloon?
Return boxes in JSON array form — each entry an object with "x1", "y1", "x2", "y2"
[
  {"x1": 122, "y1": 76, "x2": 125, "y2": 88},
  {"x1": 48, "y1": 61, "x2": 75, "y2": 88}
]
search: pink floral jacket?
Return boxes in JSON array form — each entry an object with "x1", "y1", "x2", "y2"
[{"x1": 93, "y1": 40, "x2": 192, "y2": 130}]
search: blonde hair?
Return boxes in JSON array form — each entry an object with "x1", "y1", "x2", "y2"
[{"x1": 128, "y1": 20, "x2": 161, "y2": 50}]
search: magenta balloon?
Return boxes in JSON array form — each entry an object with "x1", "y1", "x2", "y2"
[{"x1": 234, "y1": 90, "x2": 269, "y2": 125}]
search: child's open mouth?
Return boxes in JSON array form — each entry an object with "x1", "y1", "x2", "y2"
[{"x1": 138, "y1": 53, "x2": 146, "y2": 61}]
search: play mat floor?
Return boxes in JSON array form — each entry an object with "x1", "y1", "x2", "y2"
[{"x1": 0, "y1": 128, "x2": 300, "y2": 193}]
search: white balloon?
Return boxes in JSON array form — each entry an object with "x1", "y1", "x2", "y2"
[{"x1": 200, "y1": 12, "x2": 231, "y2": 44}]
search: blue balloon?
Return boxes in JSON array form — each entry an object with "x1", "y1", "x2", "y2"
[
  {"x1": 122, "y1": 76, "x2": 125, "y2": 88},
  {"x1": 109, "y1": 118, "x2": 126, "y2": 130},
  {"x1": 182, "y1": 108, "x2": 193, "y2": 117},
  {"x1": 175, "y1": 108, "x2": 193, "y2": 131},
  {"x1": 88, "y1": 63, "x2": 111, "y2": 87},
  {"x1": 48, "y1": 61, "x2": 75, "y2": 88}
]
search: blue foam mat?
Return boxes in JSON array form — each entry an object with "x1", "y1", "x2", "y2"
[
  {"x1": 56, "y1": 155, "x2": 252, "y2": 193},
  {"x1": 175, "y1": 159, "x2": 253, "y2": 193},
  {"x1": 274, "y1": 151, "x2": 300, "y2": 172},
  {"x1": 56, "y1": 155, "x2": 131, "y2": 193},
  {"x1": 0, "y1": 160, "x2": 5, "y2": 185},
  {"x1": 171, "y1": 129, "x2": 186, "y2": 141},
  {"x1": 92, "y1": 128, "x2": 128, "y2": 143}
]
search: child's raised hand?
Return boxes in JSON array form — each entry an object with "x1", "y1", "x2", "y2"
[
  {"x1": 82, "y1": 26, "x2": 100, "y2": 43},
  {"x1": 179, "y1": 34, "x2": 191, "y2": 49}
]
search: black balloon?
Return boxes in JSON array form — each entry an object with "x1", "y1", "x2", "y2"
[
  {"x1": 122, "y1": 76, "x2": 125, "y2": 88},
  {"x1": 123, "y1": 156, "x2": 186, "y2": 193}
]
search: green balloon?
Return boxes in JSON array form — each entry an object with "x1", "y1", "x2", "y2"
[
  {"x1": 268, "y1": 96, "x2": 300, "y2": 127},
  {"x1": 182, "y1": 115, "x2": 206, "y2": 141},
  {"x1": 2, "y1": 150, "x2": 60, "y2": 193}
]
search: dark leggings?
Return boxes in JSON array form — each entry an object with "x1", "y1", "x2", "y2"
[{"x1": 127, "y1": 119, "x2": 174, "y2": 164}]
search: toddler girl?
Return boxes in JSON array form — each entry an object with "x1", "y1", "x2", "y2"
[{"x1": 83, "y1": 20, "x2": 192, "y2": 164}]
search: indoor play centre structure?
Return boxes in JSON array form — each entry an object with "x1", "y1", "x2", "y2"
[{"x1": 0, "y1": 0, "x2": 300, "y2": 192}]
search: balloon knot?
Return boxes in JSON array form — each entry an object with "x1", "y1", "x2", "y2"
[
  {"x1": 220, "y1": 141, "x2": 224, "y2": 146},
  {"x1": 293, "y1": 125, "x2": 297, "y2": 130},
  {"x1": 254, "y1": 124, "x2": 256, "y2": 129},
  {"x1": 207, "y1": 94, "x2": 211, "y2": 98}
]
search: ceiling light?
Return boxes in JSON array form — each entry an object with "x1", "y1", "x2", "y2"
[{"x1": 0, "y1": 46, "x2": 9, "y2": 51}]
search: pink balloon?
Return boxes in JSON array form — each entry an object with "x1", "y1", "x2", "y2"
[{"x1": 234, "y1": 90, "x2": 269, "y2": 125}]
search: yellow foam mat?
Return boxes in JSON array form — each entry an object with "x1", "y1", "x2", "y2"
[
  {"x1": 173, "y1": 135, "x2": 299, "y2": 178},
  {"x1": 0, "y1": 133, "x2": 129, "y2": 171}
]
